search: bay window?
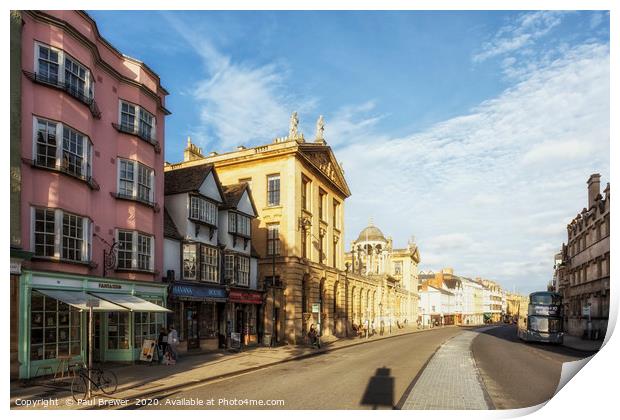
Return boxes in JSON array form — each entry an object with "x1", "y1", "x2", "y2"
[
  {"x1": 34, "y1": 117, "x2": 93, "y2": 180},
  {"x1": 115, "y1": 229, "x2": 154, "y2": 271},
  {"x1": 237, "y1": 256, "x2": 250, "y2": 287},
  {"x1": 117, "y1": 158, "x2": 154, "y2": 204},
  {"x1": 228, "y1": 212, "x2": 250, "y2": 237},
  {"x1": 32, "y1": 207, "x2": 92, "y2": 262},
  {"x1": 118, "y1": 100, "x2": 156, "y2": 142},
  {"x1": 184, "y1": 243, "x2": 219, "y2": 282},
  {"x1": 223, "y1": 253, "x2": 250, "y2": 286},
  {"x1": 189, "y1": 196, "x2": 218, "y2": 225},
  {"x1": 34, "y1": 42, "x2": 93, "y2": 101},
  {"x1": 183, "y1": 243, "x2": 197, "y2": 280}
]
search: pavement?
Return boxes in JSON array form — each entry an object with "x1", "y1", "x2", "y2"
[
  {"x1": 562, "y1": 334, "x2": 604, "y2": 352},
  {"x1": 11, "y1": 323, "x2": 452, "y2": 410},
  {"x1": 401, "y1": 329, "x2": 493, "y2": 410}
]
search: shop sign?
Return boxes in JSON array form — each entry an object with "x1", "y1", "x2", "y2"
[
  {"x1": 98, "y1": 282, "x2": 122, "y2": 290},
  {"x1": 140, "y1": 339, "x2": 157, "y2": 362},
  {"x1": 10, "y1": 260, "x2": 21, "y2": 275},
  {"x1": 229, "y1": 289, "x2": 263, "y2": 304},
  {"x1": 172, "y1": 284, "x2": 227, "y2": 300},
  {"x1": 231, "y1": 332, "x2": 241, "y2": 349}
]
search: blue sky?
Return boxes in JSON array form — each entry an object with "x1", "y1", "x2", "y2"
[{"x1": 89, "y1": 10, "x2": 610, "y2": 294}]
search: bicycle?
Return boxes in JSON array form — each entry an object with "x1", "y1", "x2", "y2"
[{"x1": 71, "y1": 364, "x2": 118, "y2": 401}]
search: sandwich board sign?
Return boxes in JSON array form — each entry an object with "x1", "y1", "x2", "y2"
[{"x1": 140, "y1": 339, "x2": 157, "y2": 362}]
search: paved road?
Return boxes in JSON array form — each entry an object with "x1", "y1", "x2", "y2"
[
  {"x1": 136, "y1": 327, "x2": 461, "y2": 410},
  {"x1": 471, "y1": 324, "x2": 595, "y2": 409}
]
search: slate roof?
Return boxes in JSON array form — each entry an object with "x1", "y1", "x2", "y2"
[
  {"x1": 164, "y1": 164, "x2": 215, "y2": 195},
  {"x1": 222, "y1": 183, "x2": 247, "y2": 208},
  {"x1": 221, "y1": 182, "x2": 258, "y2": 216},
  {"x1": 163, "y1": 208, "x2": 182, "y2": 240}
]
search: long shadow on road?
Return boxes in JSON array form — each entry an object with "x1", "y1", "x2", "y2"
[{"x1": 476, "y1": 325, "x2": 597, "y2": 359}]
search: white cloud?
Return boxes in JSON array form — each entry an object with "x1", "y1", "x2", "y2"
[
  {"x1": 473, "y1": 11, "x2": 564, "y2": 63},
  {"x1": 164, "y1": 13, "x2": 315, "y2": 150},
  {"x1": 338, "y1": 40, "x2": 609, "y2": 294}
]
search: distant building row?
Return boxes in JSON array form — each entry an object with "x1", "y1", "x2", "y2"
[{"x1": 418, "y1": 268, "x2": 522, "y2": 326}]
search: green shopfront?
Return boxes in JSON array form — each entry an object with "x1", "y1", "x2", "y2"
[{"x1": 18, "y1": 270, "x2": 170, "y2": 379}]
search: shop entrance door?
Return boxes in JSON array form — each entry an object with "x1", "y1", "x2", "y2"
[
  {"x1": 236, "y1": 308, "x2": 245, "y2": 343},
  {"x1": 186, "y1": 304, "x2": 200, "y2": 350}
]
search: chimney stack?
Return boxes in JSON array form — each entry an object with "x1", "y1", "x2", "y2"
[{"x1": 587, "y1": 173, "x2": 601, "y2": 209}]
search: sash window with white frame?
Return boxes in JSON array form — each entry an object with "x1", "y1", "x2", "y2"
[
  {"x1": 267, "y1": 174, "x2": 280, "y2": 206},
  {"x1": 200, "y1": 244, "x2": 219, "y2": 283},
  {"x1": 34, "y1": 117, "x2": 93, "y2": 179},
  {"x1": 224, "y1": 254, "x2": 235, "y2": 283},
  {"x1": 34, "y1": 42, "x2": 93, "y2": 100},
  {"x1": 189, "y1": 196, "x2": 218, "y2": 225},
  {"x1": 31, "y1": 207, "x2": 92, "y2": 262},
  {"x1": 115, "y1": 229, "x2": 154, "y2": 271},
  {"x1": 117, "y1": 158, "x2": 154, "y2": 203},
  {"x1": 237, "y1": 256, "x2": 250, "y2": 287},
  {"x1": 118, "y1": 100, "x2": 156, "y2": 142},
  {"x1": 267, "y1": 223, "x2": 280, "y2": 256}
]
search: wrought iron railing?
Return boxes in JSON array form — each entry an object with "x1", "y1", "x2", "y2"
[
  {"x1": 111, "y1": 122, "x2": 161, "y2": 153},
  {"x1": 23, "y1": 70, "x2": 101, "y2": 119}
]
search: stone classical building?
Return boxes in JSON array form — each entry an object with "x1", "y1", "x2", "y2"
[
  {"x1": 166, "y1": 114, "x2": 352, "y2": 344},
  {"x1": 557, "y1": 174, "x2": 610, "y2": 339},
  {"x1": 345, "y1": 223, "x2": 420, "y2": 325}
]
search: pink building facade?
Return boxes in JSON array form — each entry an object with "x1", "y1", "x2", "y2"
[{"x1": 12, "y1": 10, "x2": 170, "y2": 379}]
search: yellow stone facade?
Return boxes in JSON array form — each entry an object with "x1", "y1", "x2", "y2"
[{"x1": 166, "y1": 116, "x2": 420, "y2": 344}]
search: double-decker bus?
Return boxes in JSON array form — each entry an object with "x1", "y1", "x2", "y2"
[{"x1": 517, "y1": 291, "x2": 563, "y2": 344}]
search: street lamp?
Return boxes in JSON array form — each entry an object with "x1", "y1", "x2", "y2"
[
  {"x1": 345, "y1": 262, "x2": 350, "y2": 337},
  {"x1": 271, "y1": 246, "x2": 276, "y2": 347}
]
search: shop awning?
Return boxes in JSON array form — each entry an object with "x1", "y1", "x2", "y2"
[
  {"x1": 90, "y1": 293, "x2": 172, "y2": 312},
  {"x1": 34, "y1": 289, "x2": 129, "y2": 312}
]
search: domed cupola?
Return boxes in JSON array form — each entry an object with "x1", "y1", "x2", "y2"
[{"x1": 356, "y1": 221, "x2": 387, "y2": 243}]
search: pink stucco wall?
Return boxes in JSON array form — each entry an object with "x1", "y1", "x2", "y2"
[{"x1": 20, "y1": 11, "x2": 167, "y2": 282}]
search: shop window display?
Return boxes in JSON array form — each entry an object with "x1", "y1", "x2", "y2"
[{"x1": 30, "y1": 291, "x2": 82, "y2": 361}]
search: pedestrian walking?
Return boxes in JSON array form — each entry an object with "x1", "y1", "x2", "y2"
[
  {"x1": 157, "y1": 326, "x2": 167, "y2": 364},
  {"x1": 167, "y1": 325, "x2": 179, "y2": 363}
]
